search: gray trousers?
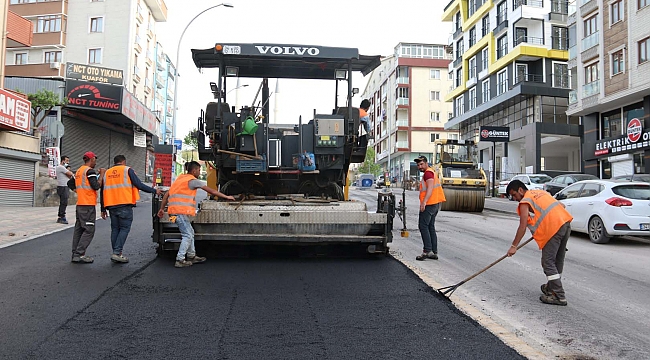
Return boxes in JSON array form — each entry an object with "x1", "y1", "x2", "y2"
[
  {"x1": 72, "y1": 205, "x2": 96, "y2": 257},
  {"x1": 541, "y1": 222, "x2": 571, "y2": 299}
]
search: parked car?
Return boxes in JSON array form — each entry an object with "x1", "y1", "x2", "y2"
[
  {"x1": 554, "y1": 180, "x2": 650, "y2": 243},
  {"x1": 509, "y1": 174, "x2": 553, "y2": 191},
  {"x1": 498, "y1": 178, "x2": 511, "y2": 195},
  {"x1": 544, "y1": 174, "x2": 599, "y2": 195},
  {"x1": 613, "y1": 174, "x2": 650, "y2": 183}
]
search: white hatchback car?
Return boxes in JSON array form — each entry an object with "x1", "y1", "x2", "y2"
[
  {"x1": 554, "y1": 180, "x2": 650, "y2": 243},
  {"x1": 509, "y1": 174, "x2": 553, "y2": 191}
]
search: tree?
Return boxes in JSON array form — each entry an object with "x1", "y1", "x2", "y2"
[
  {"x1": 183, "y1": 128, "x2": 199, "y2": 150},
  {"x1": 357, "y1": 147, "x2": 381, "y2": 176},
  {"x1": 28, "y1": 89, "x2": 67, "y2": 129}
]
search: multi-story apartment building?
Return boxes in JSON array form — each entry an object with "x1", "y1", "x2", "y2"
[
  {"x1": 362, "y1": 43, "x2": 455, "y2": 181},
  {"x1": 153, "y1": 42, "x2": 176, "y2": 144},
  {"x1": 5, "y1": 0, "x2": 67, "y2": 78},
  {"x1": 567, "y1": 0, "x2": 650, "y2": 178},
  {"x1": 442, "y1": 0, "x2": 581, "y2": 180}
]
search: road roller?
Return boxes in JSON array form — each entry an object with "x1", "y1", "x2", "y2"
[{"x1": 432, "y1": 139, "x2": 487, "y2": 212}]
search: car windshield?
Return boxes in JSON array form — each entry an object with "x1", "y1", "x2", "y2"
[
  {"x1": 633, "y1": 174, "x2": 650, "y2": 182},
  {"x1": 530, "y1": 175, "x2": 552, "y2": 184},
  {"x1": 574, "y1": 174, "x2": 598, "y2": 181},
  {"x1": 612, "y1": 185, "x2": 650, "y2": 200}
]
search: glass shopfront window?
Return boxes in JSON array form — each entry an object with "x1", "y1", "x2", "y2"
[
  {"x1": 634, "y1": 152, "x2": 645, "y2": 174},
  {"x1": 601, "y1": 110, "x2": 622, "y2": 138},
  {"x1": 601, "y1": 158, "x2": 611, "y2": 179},
  {"x1": 624, "y1": 102, "x2": 644, "y2": 128}
]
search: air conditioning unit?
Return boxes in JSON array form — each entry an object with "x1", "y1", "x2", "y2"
[{"x1": 50, "y1": 62, "x2": 60, "y2": 69}]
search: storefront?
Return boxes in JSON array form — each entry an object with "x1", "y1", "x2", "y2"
[
  {"x1": 583, "y1": 101, "x2": 650, "y2": 178},
  {"x1": 62, "y1": 80, "x2": 159, "y2": 176}
]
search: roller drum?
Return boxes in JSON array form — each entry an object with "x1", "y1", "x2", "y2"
[{"x1": 440, "y1": 187, "x2": 485, "y2": 212}]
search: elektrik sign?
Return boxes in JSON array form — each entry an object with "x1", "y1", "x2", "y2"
[
  {"x1": 65, "y1": 62, "x2": 124, "y2": 85},
  {"x1": 65, "y1": 79, "x2": 122, "y2": 113},
  {"x1": 594, "y1": 118, "x2": 650, "y2": 156},
  {"x1": 479, "y1": 126, "x2": 510, "y2": 142}
]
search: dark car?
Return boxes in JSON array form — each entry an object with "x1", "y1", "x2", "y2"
[
  {"x1": 613, "y1": 174, "x2": 650, "y2": 183},
  {"x1": 544, "y1": 174, "x2": 599, "y2": 195}
]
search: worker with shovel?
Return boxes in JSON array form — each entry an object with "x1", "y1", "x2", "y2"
[{"x1": 506, "y1": 179, "x2": 573, "y2": 306}]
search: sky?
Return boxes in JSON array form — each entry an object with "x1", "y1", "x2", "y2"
[{"x1": 155, "y1": 0, "x2": 451, "y2": 141}]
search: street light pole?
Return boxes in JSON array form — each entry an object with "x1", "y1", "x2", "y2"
[{"x1": 172, "y1": 2, "x2": 233, "y2": 143}]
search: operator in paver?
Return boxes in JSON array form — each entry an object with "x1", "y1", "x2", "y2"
[
  {"x1": 359, "y1": 99, "x2": 373, "y2": 140},
  {"x1": 101, "y1": 155, "x2": 161, "y2": 264},
  {"x1": 157, "y1": 161, "x2": 236, "y2": 268},
  {"x1": 414, "y1": 155, "x2": 446, "y2": 261},
  {"x1": 506, "y1": 179, "x2": 573, "y2": 306}
]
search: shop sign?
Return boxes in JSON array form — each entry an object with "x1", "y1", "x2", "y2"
[
  {"x1": 65, "y1": 80, "x2": 122, "y2": 112},
  {"x1": 479, "y1": 126, "x2": 510, "y2": 142},
  {"x1": 121, "y1": 90, "x2": 158, "y2": 135},
  {"x1": 65, "y1": 62, "x2": 124, "y2": 85},
  {"x1": 0, "y1": 88, "x2": 31, "y2": 132},
  {"x1": 45, "y1": 147, "x2": 60, "y2": 178},
  {"x1": 594, "y1": 118, "x2": 650, "y2": 156}
]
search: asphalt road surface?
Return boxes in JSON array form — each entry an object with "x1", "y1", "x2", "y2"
[
  {"x1": 351, "y1": 186, "x2": 650, "y2": 360},
  {"x1": 0, "y1": 198, "x2": 523, "y2": 360}
]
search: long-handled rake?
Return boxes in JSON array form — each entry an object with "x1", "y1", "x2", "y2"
[{"x1": 437, "y1": 237, "x2": 535, "y2": 298}]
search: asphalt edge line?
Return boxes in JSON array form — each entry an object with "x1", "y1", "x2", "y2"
[
  {"x1": 0, "y1": 215, "x2": 104, "y2": 250},
  {"x1": 389, "y1": 249, "x2": 548, "y2": 360},
  {"x1": 33, "y1": 256, "x2": 159, "y2": 350}
]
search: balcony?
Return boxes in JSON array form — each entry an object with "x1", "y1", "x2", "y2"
[
  {"x1": 515, "y1": 36, "x2": 544, "y2": 47},
  {"x1": 147, "y1": 28, "x2": 154, "y2": 39},
  {"x1": 396, "y1": 119, "x2": 408, "y2": 127},
  {"x1": 144, "y1": 0, "x2": 168, "y2": 22},
  {"x1": 144, "y1": 85, "x2": 152, "y2": 95},
  {"x1": 6, "y1": 10, "x2": 33, "y2": 47},
  {"x1": 4, "y1": 63, "x2": 63, "y2": 78},
  {"x1": 32, "y1": 31, "x2": 65, "y2": 47},
  {"x1": 397, "y1": 77, "x2": 409, "y2": 84},
  {"x1": 395, "y1": 141, "x2": 409, "y2": 149},
  {"x1": 581, "y1": 31, "x2": 598, "y2": 50},
  {"x1": 452, "y1": 57, "x2": 462, "y2": 68},
  {"x1": 136, "y1": 4, "x2": 144, "y2": 23},
  {"x1": 580, "y1": 0, "x2": 598, "y2": 17},
  {"x1": 569, "y1": 90, "x2": 578, "y2": 104},
  {"x1": 396, "y1": 97, "x2": 409, "y2": 106},
  {"x1": 157, "y1": 54, "x2": 165, "y2": 70},
  {"x1": 453, "y1": 26, "x2": 463, "y2": 40},
  {"x1": 145, "y1": 52, "x2": 153, "y2": 67},
  {"x1": 551, "y1": 36, "x2": 569, "y2": 50},
  {"x1": 513, "y1": 0, "x2": 543, "y2": 9},
  {"x1": 552, "y1": 73, "x2": 570, "y2": 88},
  {"x1": 134, "y1": 42, "x2": 142, "y2": 54},
  {"x1": 583, "y1": 80, "x2": 600, "y2": 98},
  {"x1": 513, "y1": 73, "x2": 544, "y2": 84},
  {"x1": 166, "y1": 91, "x2": 173, "y2": 101},
  {"x1": 494, "y1": 19, "x2": 508, "y2": 36},
  {"x1": 133, "y1": 73, "x2": 141, "y2": 84},
  {"x1": 156, "y1": 73, "x2": 164, "y2": 88},
  {"x1": 568, "y1": 45, "x2": 577, "y2": 59}
]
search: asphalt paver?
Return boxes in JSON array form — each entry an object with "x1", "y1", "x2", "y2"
[{"x1": 1, "y1": 203, "x2": 525, "y2": 360}]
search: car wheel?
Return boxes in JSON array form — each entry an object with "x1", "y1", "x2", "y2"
[{"x1": 588, "y1": 216, "x2": 611, "y2": 244}]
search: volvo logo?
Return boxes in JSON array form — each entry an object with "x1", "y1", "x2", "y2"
[{"x1": 255, "y1": 46, "x2": 320, "y2": 56}]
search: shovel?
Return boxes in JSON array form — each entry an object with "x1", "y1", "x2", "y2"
[{"x1": 437, "y1": 237, "x2": 535, "y2": 298}]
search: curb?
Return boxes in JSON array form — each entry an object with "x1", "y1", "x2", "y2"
[{"x1": 0, "y1": 215, "x2": 103, "y2": 250}]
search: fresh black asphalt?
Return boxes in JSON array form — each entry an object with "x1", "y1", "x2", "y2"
[{"x1": 0, "y1": 203, "x2": 524, "y2": 360}]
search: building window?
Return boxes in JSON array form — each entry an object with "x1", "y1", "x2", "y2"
[
  {"x1": 44, "y1": 51, "x2": 62, "y2": 63},
  {"x1": 454, "y1": 11, "x2": 461, "y2": 31},
  {"x1": 584, "y1": 15, "x2": 598, "y2": 37},
  {"x1": 430, "y1": 112, "x2": 440, "y2": 121},
  {"x1": 15, "y1": 53, "x2": 27, "y2": 65},
  {"x1": 456, "y1": 38, "x2": 464, "y2": 59},
  {"x1": 430, "y1": 69, "x2": 440, "y2": 79},
  {"x1": 611, "y1": 1, "x2": 624, "y2": 24},
  {"x1": 469, "y1": 27, "x2": 476, "y2": 47},
  {"x1": 497, "y1": 35, "x2": 508, "y2": 59},
  {"x1": 553, "y1": 63, "x2": 569, "y2": 87},
  {"x1": 90, "y1": 17, "x2": 104, "y2": 33},
  {"x1": 641, "y1": 0, "x2": 650, "y2": 10},
  {"x1": 469, "y1": 87, "x2": 476, "y2": 110},
  {"x1": 36, "y1": 15, "x2": 63, "y2": 33},
  {"x1": 430, "y1": 91, "x2": 440, "y2": 101},
  {"x1": 482, "y1": 15, "x2": 490, "y2": 37},
  {"x1": 449, "y1": 112, "x2": 453, "y2": 120},
  {"x1": 449, "y1": 133, "x2": 459, "y2": 140},
  {"x1": 482, "y1": 79, "x2": 490, "y2": 103},
  {"x1": 88, "y1": 48, "x2": 102, "y2": 64},
  {"x1": 497, "y1": 1, "x2": 507, "y2": 24},
  {"x1": 468, "y1": 0, "x2": 477, "y2": 16},
  {"x1": 469, "y1": 56, "x2": 477, "y2": 79},
  {"x1": 448, "y1": 71, "x2": 454, "y2": 80},
  {"x1": 455, "y1": 96, "x2": 465, "y2": 116},
  {"x1": 585, "y1": 62, "x2": 599, "y2": 83},
  {"x1": 456, "y1": 68, "x2": 463, "y2": 87},
  {"x1": 430, "y1": 133, "x2": 440, "y2": 142},
  {"x1": 612, "y1": 50, "x2": 624, "y2": 75},
  {"x1": 497, "y1": 69, "x2": 508, "y2": 95},
  {"x1": 639, "y1": 38, "x2": 649, "y2": 63},
  {"x1": 481, "y1": 47, "x2": 489, "y2": 70}
]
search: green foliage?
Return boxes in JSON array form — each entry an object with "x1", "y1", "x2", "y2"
[
  {"x1": 184, "y1": 128, "x2": 199, "y2": 150},
  {"x1": 27, "y1": 89, "x2": 67, "y2": 128},
  {"x1": 357, "y1": 147, "x2": 381, "y2": 176}
]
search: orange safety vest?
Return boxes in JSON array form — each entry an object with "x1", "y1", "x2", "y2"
[
  {"x1": 419, "y1": 167, "x2": 446, "y2": 205},
  {"x1": 75, "y1": 165, "x2": 97, "y2": 206},
  {"x1": 517, "y1": 190, "x2": 573, "y2": 249},
  {"x1": 103, "y1": 165, "x2": 140, "y2": 207},
  {"x1": 167, "y1": 173, "x2": 198, "y2": 216}
]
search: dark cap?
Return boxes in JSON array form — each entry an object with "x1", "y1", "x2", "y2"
[
  {"x1": 83, "y1": 151, "x2": 97, "y2": 161},
  {"x1": 414, "y1": 155, "x2": 428, "y2": 163}
]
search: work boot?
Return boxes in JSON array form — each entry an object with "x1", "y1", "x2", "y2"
[
  {"x1": 110, "y1": 254, "x2": 129, "y2": 263},
  {"x1": 540, "y1": 294, "x2": 567, "y2": 306},
  {"x1": 187, "y1": 255, "x2": 206, "y2": 264},
  {"x1": 174, "y1": 259, "x2": 193, "y2": 268},
  {"x1": 71, "y1": 255, "x2": 94, "y2": 264},
  {"x1": 540, "y1": 284, "x2": 553, "y2": 296},
  {"x1": 416, "y1": 251, "x2": 438, "y2": 261}
]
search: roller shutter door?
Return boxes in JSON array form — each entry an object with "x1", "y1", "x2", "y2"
[
  {"x1": 611, "y1": 159, "x2": 633, "y2": 178},
  {"x1": 0, "y1": 157, "x2": 35, "y2": 207}
]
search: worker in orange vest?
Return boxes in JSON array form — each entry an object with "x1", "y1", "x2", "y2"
[
  {"x1": 414, "y1": 155, "x2": 446, "y2": 261},
  {"x1": 506, "y1": 179, "x2": 574, "y2": 306},
  {"x1": 100, "y1": 155, "x2": 162, "y2": 264},
  {"x1": 358, "y1": 99, "x2": 373, "y2": 140},
  {"x1": 69, "y1": 151, "x2": 105, "y2": 264},
  {"x1": 157, "y1": 161, "x2": 236, "y2": 268}
]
